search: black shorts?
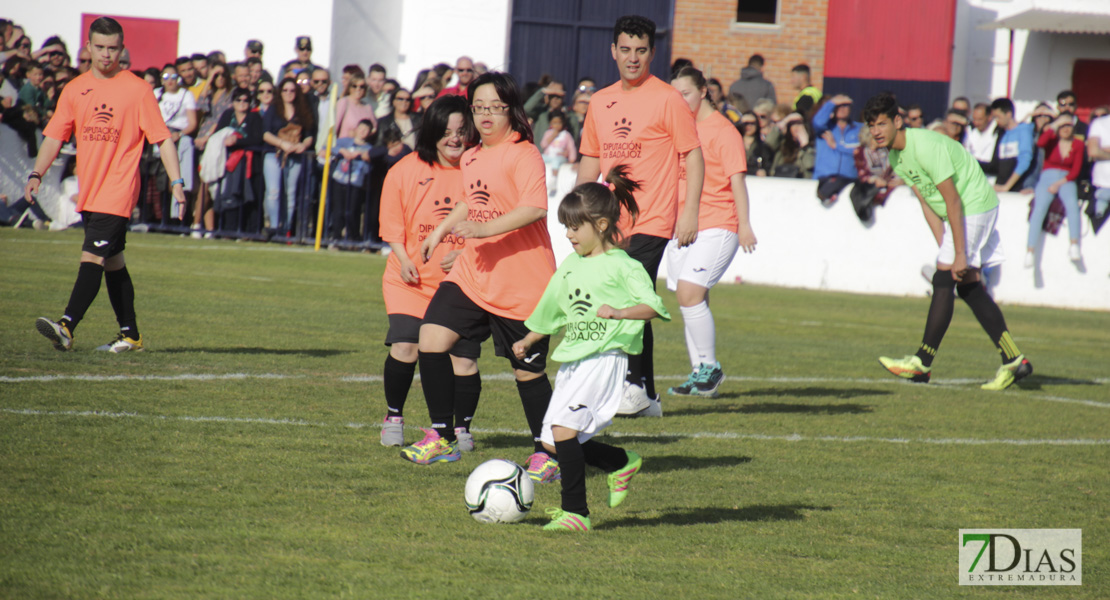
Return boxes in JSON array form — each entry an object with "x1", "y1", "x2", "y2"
[
  {"x1": 422, "y1": 282, "x2": 549, "y2": 373},
  {"x1": 81, "y1": 212, "x2": 130, "y2": 258},
  {"x1": 625, "y1": 233, "x2": 669, "y2": 286},
  {"x1": 385, "y1": 313, "x2": 481, "y2": 359}
]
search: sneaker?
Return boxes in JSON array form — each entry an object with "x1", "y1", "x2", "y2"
[
  {"x1": 94, "y1": 332, "x2": 143, "y2": 353},
  {"x1": 1068, "y1": 244, "x2": 1081, "y2": 262},
  {"x1": 607, "y1": 450, "x2": 642, "y2": 508},
  {"x1": 692, "y1": 362, "x2": 725, "y2": 397},
  {"x1": 616, "y1": 381, "x2": 650, "y2": 415},
  {"x1": 525, "y1": 452, "x2": 560, "y2": 483},
  {"x1": 400, "y1": 428, "x2": 461, "y2": 464},
  {"x1": 878, "y1": 355, "x2": 931, "y2": 383},
  {"x1": 35, "y1": 317, "x2": 73, "y2": 351},
  {"x1": 542, "y1": 508, "x2": 591, "y2": 532},
  {"x1": 455, "y1": 427, "x2": 475, "y2": 453},
  {"x1": 667, "y1": 368, "x2": 700, "y2": 396},
  {"x1": 981, "y1": 355, "x2": 1033, "y2": 391},
  {"x1": 380, "y1": 416, "x2": 405, "y2": 447},
  {"x1": 1023, "y1": 250, "x2": 1034, "y2": 269}
]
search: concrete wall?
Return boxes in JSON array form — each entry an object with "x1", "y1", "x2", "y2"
[{"x1": 547, "y1": 169, "x2": 1110, "y2": 311}]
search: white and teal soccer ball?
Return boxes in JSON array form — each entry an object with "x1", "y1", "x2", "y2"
[{"x1": 464, "y1": 459, "x2": 534, "y2": 524}]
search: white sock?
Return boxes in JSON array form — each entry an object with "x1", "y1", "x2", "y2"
[
  {"x1": 680, "y1": 301, "x2": 716, "y2": 366},
  {"x1": 683, "y1": 320, "x2": 699, "y2": 369}
]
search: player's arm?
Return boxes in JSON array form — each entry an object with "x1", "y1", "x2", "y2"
[
  {"x1": 677, "y1": 148, "x2": 704, "y2": 247},
  {"x1": 597, "y1": 303, "x2": 663, "y2": 320},
  {"x1": 1087, "y1": 135, "x2": 1110, "y2": 161},
  {"x1": 421, "y1": 201, "x2": 470, "y2": 262},
  {"x1": 158, "y1": 137, "x2": 189, "y2": 208},
  {"x1": 512, "y1": 331, "x2": 548, "y2": 360},
  {"x1": 935, "y1": 177, "x2": 969, "y2": 280},
  {"x1": 453, "y1": 206, "x2": 546, "y2": 240},
  {"x1": 576, "y1": 155, "x2": 601, "y2": 185},
  {"x1": 911, "y1": 185, "x2": 945, "y2": 247},
  {"x1": 23, "y1": 136, "x2": 65, "y2": 202},
  {"x1": 387, "y1": 242, "x2": 421, "y2": 283},
  {"x1": 730, "y1": 172, "x2": 757, "y2": 253}
]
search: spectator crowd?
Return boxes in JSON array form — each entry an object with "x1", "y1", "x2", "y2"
[{"x1": 2, "y1": 21, "x2": 1108, "y2": 260}]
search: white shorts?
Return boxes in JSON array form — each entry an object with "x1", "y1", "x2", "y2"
[
  {"x1": 540, "y1": 350, "x2": 627, "y2": 446},
  {"x1": 665, "y1": 228, "x2": 740, "y2": 291},
  {"x1": 937, "y1": 207, "x2": 1004, "y2": 269}
]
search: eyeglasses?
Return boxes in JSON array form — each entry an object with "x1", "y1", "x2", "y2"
[
  {"x1": 161, "y1": 73, "x2": 179, "y2": 81},
  {"x1": 1058, "y1": 101, "x2": 1076, "y2": 108},
  {"x1": 311, "y1": 78, "x2": 328, "y2": 85},
  {"x1": 48, "y1": 51, "x2": 65, "y2": 58},
  {"x1": 457, "y1": 68, "x2": 474, "y2": 73},
  {"x1": 297, "y1": 79, "x2": 309, "y2": 85},
  {"x1": 351, "y1": 84, "x2": 366, "y2": 90},
  {"x1": 233, "y1": 98, "x2": 250, "y2": 104},
  {"x1": 471, "y1": 104, "x2": 509, "y2": 115}
]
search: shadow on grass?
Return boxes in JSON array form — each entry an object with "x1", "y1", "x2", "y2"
[
  {"x1": 158, "y1": 347, "x2": 353, "y2": 357},
  {"x1": 1015, "y1": 374, "x2": 1104, "y2": 391},
  {"x1": 601, "y1": 503, "x2": 833, "y2": 529},
  {"x1": 640, "y1": 454, "x2": 752, "y2": 474},
  {"x1": 666, "y1": 401, "x2": 875, "y2": 418},
  {"x1": 728, "y1": 387, "x2": 891, "y2": 400}
]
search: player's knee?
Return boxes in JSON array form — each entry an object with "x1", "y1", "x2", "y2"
[
  {"x1": 956, "y1": 281, "x2": 981, "y2": 299},
  {"x1": 932, "y1": 269, "x2": 955, "y2": 290}
]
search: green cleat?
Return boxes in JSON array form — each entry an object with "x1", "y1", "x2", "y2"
[
  {"x1": 607, "y1": 450, "x2": 642, "y2": 508},
  {"x1": 981, "y1": 355, "x2": 1033, "y2": 391},
  {"x1": 542, "y1": 508, "x2": 591, "y2": 532},
  {"x1": 878, "y1": 355, "x2": 931, "y2": 383}
]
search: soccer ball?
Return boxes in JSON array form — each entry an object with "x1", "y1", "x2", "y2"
[{"x1": 464, "y1": 459, "x2": 534, "y2": 523}]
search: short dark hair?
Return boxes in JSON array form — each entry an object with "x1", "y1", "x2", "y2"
[
  {"x1": 990, "y1": 97, "x2": 1015, "y2": 115},
  {"x1": 465, "y1": 71, "x2": 533, "y2": 145},
  {"x1": 792, "y1": 63, "x2": 810, "y2": 75},
  {"x1": 191, "y1": 53, "x2": 207, "y2": 63},
  {"x1": 88, "y1": 17, "x2": 124, "y2": 44},
  {"x1": 174, "y1": 56, "x2": 192, "y2": 67},
  {"x1": 613, "y1": 15, "x2": 656, "y2": 49},
  {"x1": 748, "y1": 54, "x2": 765, "y2": 68},
  {"x1": 415, "y1": 94, "x2": 468, "y2": 166},
  {"x1": 670, "y1": 58, "x2": 693, "y2": 79},
  {"x1": 369, "y1": 63, "x2": 387, "y2": 76},
  {"x1": 907, "y1": 103, "x2": 922, "y2": 112},
  {"x1": 245, "y1": 57, "x2": 262, "y2": 67},
  {"x1": 973, "y1": 102, "x2": 990, "y2": 113},
  {"x1": 953, "y1": 96, "x2": 970, "y2": 106},
  {"x1": 42, "y1": 36, "x2": 67, "y2": 52},
  {"x1": 1057, "y1": 89, "x2": 1077, "y2": 103},
  {"x1": 861, "y1": 92, "x2": 900, "y2": 125},
  {"x1": 230, "y1": 86, "x2": 252, "y2": 102}
]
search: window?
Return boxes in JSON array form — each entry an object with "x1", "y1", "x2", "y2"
[{"x1": 736, "y1": 0, "x2": 778, "y2": 25}]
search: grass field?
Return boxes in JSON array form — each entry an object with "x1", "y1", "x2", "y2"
[{"x1": 1, "y1": 229, "x2": 1107, "y2": 599}]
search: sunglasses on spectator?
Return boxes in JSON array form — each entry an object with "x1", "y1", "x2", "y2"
[
  {"x1": 311, "y1": 78, "x2": 328, "y2": 85},
  {"x1": 578, "y1": 85, "x2": 596, "y2": 93},
  {"x1": 1058, "y1": 101, "x2": 1076, "y2": 107},
  {"x1": 471, "y1": 104, "x2": 509, "y2": 115},
  {"x1": 351, "y1": 84, "x2": 366, "y2": 90},
  {"x1": 162, "y1": 73, "x2": 180, "y2": 81},
  {"x1": 233, "y1": 97, "x2": 250, "y2": 103},
  {"x1": 297, "y1": 79, "x2": 310, "y2": 86},
  {"x1": 48, "y1": 51, "x2": 65, "y2": 58},
  {"x1": 395, "y1": 95, "x2": 411, "y2": 102},
  {"x1": 457, "y1": 68, "x2": 474, "y2": 73},
  {"x1": 257, "y1": 88, "x2": 274, "y2": 95}
]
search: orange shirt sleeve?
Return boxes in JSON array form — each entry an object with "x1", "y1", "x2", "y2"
[
  {"x1": 139, "y1": 86, "x2": 171, "y2": 145},
  {"x1": 579, "y1": 99, "x2": 600, "y2": 158},
  {"x1": 42, "y1": 84, "x2": 76, "y2": 142},
  {"x1": 711, "y1": 117, "x2": 747, "y2": 178},
  {"x1": 663, "y1": 88, "x2": 700, "y2": 155}
]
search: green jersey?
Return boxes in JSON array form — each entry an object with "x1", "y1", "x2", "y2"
[
  {"x1": 890, "y1": 128, "x2": 998, "y2": 220},
  {"x1": 525, "y1": 249, "x2": 671, "y2": 363}
]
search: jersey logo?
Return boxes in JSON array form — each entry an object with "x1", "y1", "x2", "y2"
[
  {"x1": 92, "y1": 103, "x2": 115, "y2": 124},
  {"x1": 432, "y1": 196, "x2": 455, "y2": 218},
  {"x1": 418, "y1": 177, "x2": 434, "y2": 186},
  {"x1": 692, "y1": 267, "x2": 707, "y2": 273},
  {"x1": 465, "y1": 156, "x2": 478, "y2": 166},
  {"x1": 522, "y1": 352, "x2": 541, "y2": 364},
  {"x1": 93, "y1": 240, "x2": 109, "y2": 248},
  {"x1": 468, "y1": 180, "x2": 491, "y2": 206},
  {"x1": 569, "y1": 288, "x2": 593, "y2": 316},
  {"x1": 81, "y1": 88, "x2": 93, "y2": 96},
  {"x1": 606, "y1": 101, "x2": 618, "y2": 109},
  {"x1": 568, "y1": 404, "x2": 588, "y2": 412},
  {"x1": 612, "y1": 118, "x2": 633, "y2": 139}
]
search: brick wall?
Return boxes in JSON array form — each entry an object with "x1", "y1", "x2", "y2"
[{"x1": 672, "y1": 0, "x2": 828, "y2": 108}]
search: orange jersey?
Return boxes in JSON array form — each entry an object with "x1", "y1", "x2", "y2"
[
  {"x1": 678, "y1": 111, "x2": 746, "y2": 233},
  {"x1": 579, "y1": 75, "x2": 700, "y2": 239},
  {"x1": 446, "y1": 133, "x2": 555, "y2": 321},
  {"x1": 43, "y1": 70, "x2": 170, "y2": 218},
  {"x1": 379, "y1": 153, "x2": 467, "y2": 317}
]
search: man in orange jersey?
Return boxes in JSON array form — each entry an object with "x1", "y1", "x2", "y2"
[
  {"x1": 577, "y1": 14, "x2": 704, "y2": 417},
  {"x1": 26, "y1": 16, "x2": 187, "y2": 353}
]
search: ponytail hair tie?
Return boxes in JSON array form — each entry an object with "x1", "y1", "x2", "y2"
[{"x1": 606, "y1": 182, "x2": 616, "y2": 191}]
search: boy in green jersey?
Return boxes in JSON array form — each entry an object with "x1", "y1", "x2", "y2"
[{"x1": 862, "y1": 93, "x2": 1031, "y2": 390}]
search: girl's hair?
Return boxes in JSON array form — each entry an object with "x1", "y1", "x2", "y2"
[
  {"x1": 672, "y1": 65, "x2": 711, "y2": 109},
  {"x1": 416, "y1": 94, "x2": 469, "y2": 166},
  {"x1": 465, "y1": 71, "x2": 533, "y2": 145},
  {"x1": 558, "y1": 164, "x2": 641, "y2": 249},
  {"x1": 275, "y1": 76, "x2": 315, "y2": 130}
]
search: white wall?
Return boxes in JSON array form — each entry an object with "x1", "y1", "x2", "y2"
[
  {"x1": 395, "y1": 0, "x2": 511, "y2": 91},
  {"x1": 546, "y1": 171, "x2": 1110, "y2": 311},
  {"x1": 5, "y1": 1, "x2": 333, "y2": 75}
]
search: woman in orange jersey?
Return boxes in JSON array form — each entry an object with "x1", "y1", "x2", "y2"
[
  {"x1": 377, "y1": 95, "x2": 480, "y2": 450},
  {"x1": 401, "y1": 72, "x2": 560, "y2": 484},
  {"x1": 666, "y1": 66, "x2": 758, "y2": 398}
]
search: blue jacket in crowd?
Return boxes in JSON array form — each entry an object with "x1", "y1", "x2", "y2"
[{"x1": 811, "y1": 100, "x2": 862, "y2": 180}]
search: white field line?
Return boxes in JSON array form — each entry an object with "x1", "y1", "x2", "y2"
[
  {"x1": 3, "y1": 373, "x2": 1107, "y2": 410},
  {"x1": 3, "y1": 407, "x2": 1108, "y2": 447}
]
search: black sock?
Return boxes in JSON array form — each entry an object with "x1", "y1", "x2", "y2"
[
  {"x1": 915, "y1": 270, "x2": 955, "y2": 367},
  {"x1": 454, "y1": 371, "x2": 481, "y2": 432},
  {"x1": 383, "y1": 354, "x2": 416, "y2": 418},
  {"x1": 104, "y1": 267, "x2": 138, "y2": 339},
  {"x1": 582, "y1": 439, "x2": 629, "y2": 472},
  {"x1": 61, "y1": 262, "x2": 105, "y2": 332},
  {"x1": 515, "y1": 376, "x2": 552, "y2": 453},
  {"x1": 625, "y1": 322, "x2": 656, "y2": 397},
  {"x1": 418, "y1": 351, "x2": 455, "y2": 441},
  {"x1": 554, "y1": 437, "x2": 588, "y2": 517},
  {"x1": 957, "y1": 281, "x2": 1022, "y2": 363}
]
